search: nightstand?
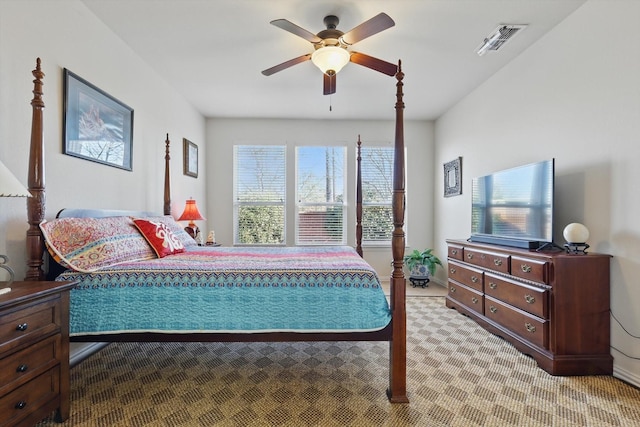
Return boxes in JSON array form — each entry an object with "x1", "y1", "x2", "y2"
[{"x1": 0, "y1": 281, "x2": 76, "y2": 426}]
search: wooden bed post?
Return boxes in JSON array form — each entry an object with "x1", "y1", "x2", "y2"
[
  {"x1": 355, "y1": 135, "x2": 363, "y2": 257},
  {"x1": 164, "y1": 134, "x2": 171, "y2": 216},
  {"x1": 388, "y1": 61, "x2": 408, "y2": 403},
  {"x1": 25, "y1": 58, "x2": 46, "y2": 281}
]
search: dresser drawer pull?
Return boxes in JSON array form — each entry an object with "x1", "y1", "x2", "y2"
[
  {"x1": 451, "y1": 249, "x2": 458, "y2": 255},
  {"x1": 520, "y1": 264, "x2": 532, "y2": 273},
  {"x1": 467, "y1": 253, "x2": 474, "y2": 260},
  {"x1": 524, "y1": 294, "x2": 536, "y2": 304},
  {"x1": 15, "y1": 401, "x2": 27, "y2": 410},
  {"x1": 450, "y1": 286, "x2": 456, "y2": 293},
  {"x1": 16, "y1": 323, "x2": 28, "y2": 331},
  {"x1": 489, "y1": 306, "x2": 497, "y2": 313},
  {"x1": 471, "y1": 297, "x2": 479, "y2": 304},
  {"x1": 489, "y1": 282, "x2": 497, "y2": 289},
  {"x1": 471, "y1": 276, "x2": 479, "y2": 283},
  {"x1": 525, "y1": 323, "x2": 536, "y2": 333},
  {"x1": 494, "y1": 259, "x2": 502, "y2": 266},
  {"x1": 450, "y1": 267, "x2": 456, "y2": 274},
  {"x1": 16, "y1": 364, "x2": 28, "y2": 373}
]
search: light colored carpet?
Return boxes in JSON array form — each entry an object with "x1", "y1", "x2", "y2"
[
  {"x1": 381, "y1": 278, "x2": 448, "y2": 297},
  {"x1": 37, "y1": 297, "x2": 640, "y2": 426}
]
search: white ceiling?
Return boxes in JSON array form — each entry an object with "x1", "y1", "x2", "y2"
[{"x1": 81, "y1": 0, "x2": 585, "y2": 121}]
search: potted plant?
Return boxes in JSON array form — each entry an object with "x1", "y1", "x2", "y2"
[{"x1": 403, "y1": 248, "x2": 443, "y2": 279}]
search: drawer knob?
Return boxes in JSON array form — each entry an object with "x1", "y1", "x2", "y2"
[
  {"x1": 524, "y1": 294, "x2": 536, "y2": 304},
  {"x1": 16, "y1": 364, "x2": 28, "y2": 373},
  {"x1": 525, "y1": 323, "x2": 537, "y2": 333},
  {"x1": 521, "y1": 264, "x2": 532, "y2": 273},
  {"x1": 450, "y1": 267, "x2": 456, "y2": 274},
  {"x1": 471, "y1": 297, "x2": 478, "y2": 304},
  {"x1": 489, "y1": 306, "x2": 497, "y2": 313},
  {"x1": 451, "y1": 249, "x2": 458, "y2": 255},
  {"x1": 450, "y1": 286, "x2": 456, "y2": 293},
  {"x1": 16, "y1": 323, "x2": 28, "y2": 332},
  {"x1": 15, "y1": 401, "x2": 27, "y2": 410},
  {"x1": 471, "y1": 276, "x2": 479, "y2": 283},
  {"x1": 489, "y1": 282, "x2": 497, "y2": 289},
  {"x1": 494, "y1": 259, "x2": 502, "y2": 266},
  {"x1": 467, "y1": 253, "x2": 474, "y2": 259}
]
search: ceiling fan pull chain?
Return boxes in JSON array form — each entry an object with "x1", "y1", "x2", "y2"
[{"x1": 329, "y1": 95, "x2": 332, "y2": 112}]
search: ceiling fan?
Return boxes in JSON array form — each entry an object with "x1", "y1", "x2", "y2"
[{"x1": 261, "y1": 13, "x2": 397, "y2": 95}]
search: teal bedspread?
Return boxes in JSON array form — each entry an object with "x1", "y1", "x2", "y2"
[{"x1": 57, "y1": 246, "x2": 391, "y2": 336}]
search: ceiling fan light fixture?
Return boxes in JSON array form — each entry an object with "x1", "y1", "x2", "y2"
[{"x1": 311, "y1": 46, "x2": 350, "y2": 75}]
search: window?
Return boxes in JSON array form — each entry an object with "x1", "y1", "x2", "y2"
[
  {"x1": 233, "y1": 145, "x2": 286, "y2": 244},
  {"x1": 360, "y1": 146, "x2": 395, "y2": 244},
  {"x1": 296, "y1": 146, "x2": 346, "y2": 245}
]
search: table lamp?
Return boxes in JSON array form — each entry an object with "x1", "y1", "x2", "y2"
[
  {"x1": 177, "y1": 198, "x2": 205, "y2": 240},
  {"x1": 0, "y1": 160, "x2": 32, "y2": 294}
]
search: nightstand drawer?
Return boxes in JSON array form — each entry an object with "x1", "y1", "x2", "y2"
[
  {"x1": 0, "y1": 366, "x2": 60, "y2": 426},
  {"x1": 0, "y1": 335, "x2": 60, "y2": 395},
  {"x1": 0, "y1": 297, "x2": 60, "y2": 356}
]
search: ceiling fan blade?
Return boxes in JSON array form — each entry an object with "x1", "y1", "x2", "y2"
[
  {"x1": 261, "y1": 54, "x2": 312, "y2": 76},
  {"x1": 341, "y1": 13, "x2": 395, "y2": 45},
  {"x1": 270, "y1": 19, "x2": 322, "y2": 44},
  {"x1": 350, "y1": 52, "x2": 397, "y2": 76},
  {"x1": 323, "y1": 73, "x2": 336, "y2": 95}
]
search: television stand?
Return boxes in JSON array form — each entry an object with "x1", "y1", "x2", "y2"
[
  {"x1": 535, "y1": 241, "x2": 564, "y2": 252},
  {"x1": 445, "y1": 238, "x2": 612, "y2": 376}
]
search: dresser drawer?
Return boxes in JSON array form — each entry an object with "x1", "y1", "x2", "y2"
[
  {"x1": 448, "y1": 281, "x2": 484, "y2": 315},
  {"x1": 485, "y1": 296, "x2": 548, "y2": 349},
  {"x1": 447, "y1": 244, "x2": 464, "y2": 261},
  {"x1": 510, "y1": 256, "x2": 549, "y2": 284},
  {"x1": 0, "y1": 297, "x2": 60, "y2": 356},
  {"x1": 448, "y1": 260, "x2": 484, "y2": 292},
  {"x1": 0, "y1": 367, "x2": 60, "y2": 426},
  {"x1": 0, "y1": 335, "x2": 60, "y2": 396},
  {"x1": 485, "y1": 273, "x2": 548, "y2": 319},
  {"x1": 462, "y1": 248, "x2": 510, "y2": 275}
]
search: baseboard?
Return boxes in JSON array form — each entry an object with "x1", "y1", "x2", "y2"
[
  {"x1": 70, "y1": 342, "x2": 109, "y2": 367},
  {"x1": 613, "y1": 364, "x2": 640, "y2": 389}
]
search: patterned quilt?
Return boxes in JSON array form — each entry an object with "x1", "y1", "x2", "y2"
[{"x1": 57, "y1": 246, "x2": 391, "y2": 336}]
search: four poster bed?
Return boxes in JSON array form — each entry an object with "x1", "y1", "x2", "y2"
[{"x1": 24, "y1": 58, "x2": 408, "y2": 403}]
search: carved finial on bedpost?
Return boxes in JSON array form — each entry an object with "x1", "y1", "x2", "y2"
[
  {"x1": 356, "y1": 135, "x2": 363, "y2": 257},
  {"x1": 25, "y1": 58, "x2": 46, "y2": 281},
  {"x1": 164, "y1": 134, "x2": 171, "y2": 216},
  {"x1": 388, "y1": 58, "x2": 408, "y2": 403}
]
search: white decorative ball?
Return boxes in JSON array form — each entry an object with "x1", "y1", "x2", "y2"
[{"x1": 563, "y1": 223, "x2": 590, "y2": 243}]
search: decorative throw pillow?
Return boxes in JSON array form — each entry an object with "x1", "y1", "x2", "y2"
[
  {"x1": 40, "y1": 216, "x2": 157, "y2": 273},
  {"x1": 132, "y1": 218, "x2": 186, "y2": 258},
  {"x1": 137, "y1": 215, "x2": 198, "y2": 248}
]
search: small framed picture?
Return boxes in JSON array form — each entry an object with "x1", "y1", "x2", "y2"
[
  {"x1": 444, "y1": 157, "x2": 462, "y2": 197},
  {"x1": 63, "y1": 69, "x2": 134, "y2": 171},
  {"x1": 183, "y1": 138, "x2": 198, "y2": 178}
]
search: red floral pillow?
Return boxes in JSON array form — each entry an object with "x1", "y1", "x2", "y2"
[{"x1": 133, "y1": 218, "x2": 185, "y2": 258}]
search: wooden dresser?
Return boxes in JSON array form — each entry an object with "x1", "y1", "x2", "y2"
[
  {"x1": 445, "y1": 239, "x2": 612, "y2": 376},
  {"x1": 0, "y1": 281, "x2": 76, "y2": 426}
]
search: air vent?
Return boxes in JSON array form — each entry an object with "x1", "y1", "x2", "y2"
[{"x1": 476, "y1": 24, "x2": 527, "y2": 56}]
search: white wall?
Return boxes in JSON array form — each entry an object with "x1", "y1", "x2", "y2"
[
  {"x1": 433, "y1": 0, "x2": 640, "y2": 386},
  {"x1": 206, "y1": 118, "x2": 434, "y2": 276},
  {"x1": 0, "y1": 0, "x2": 206, "y2": 279}
]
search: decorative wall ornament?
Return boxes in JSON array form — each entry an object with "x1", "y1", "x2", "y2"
[
  {"x1": 443, "y1": 157, "x2": 462, "y2": 197},
  {"x1": 63, "y1": 69, "x2": 133, "y2": 170},
  {"x1": 183, "y1": 138, "x2": 198, "y2": 178}
]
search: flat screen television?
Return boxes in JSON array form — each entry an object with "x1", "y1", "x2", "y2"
[{"x1": 470, "y1": 159, "x2": 555, "y2": 249}]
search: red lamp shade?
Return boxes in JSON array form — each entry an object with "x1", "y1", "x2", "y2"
[{"x1": 177, "y1": 199, "x2": 205, "y2": 238}]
